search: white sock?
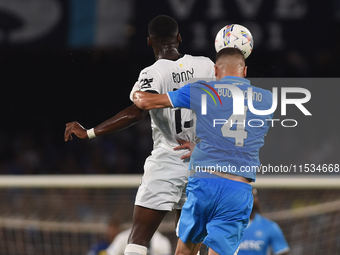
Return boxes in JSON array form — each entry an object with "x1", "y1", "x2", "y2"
[{"x1": 124, "y1": 244, "x2": 147, "y2": 255}]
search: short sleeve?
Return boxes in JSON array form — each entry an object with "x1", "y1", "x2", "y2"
[
  {"x1": 129, "y1": 67, "x2": 163, "y2": 102},
  {"x1": 129, "y1": 81, "x2": 140, "y2": 102},
  {"x1": 167, "y1": 84, "x2": 191, "y2": 109},
  {"x1": 137, "y1": 68, "x2": 163, "y2": 93},
  {"x1": 270, "y1": 222, "x2": 290, "y2": 254}
]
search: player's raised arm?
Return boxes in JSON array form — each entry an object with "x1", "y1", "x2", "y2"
[
  {"x1": 64, "y1": 104, "x2": 148, "y2": 142},
  {"x1": 133, "y1": 91, "x2": 172, "y2": 110}
]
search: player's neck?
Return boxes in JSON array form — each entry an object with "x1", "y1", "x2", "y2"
[{"x1": 154, "y1": 45, "x2": 181, "y2": 61}]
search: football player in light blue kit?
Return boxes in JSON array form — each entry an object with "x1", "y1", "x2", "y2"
[
  {"x1": 133, "y1": 48, "x2": 274, "y2": 255},
  {"x1": 238, "y1": 189, "x2": 290, "y2": 255}
]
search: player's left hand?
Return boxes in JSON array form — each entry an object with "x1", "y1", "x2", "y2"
[
  {"x1": 173, "y1": 139, "x2": 195, "y2": 160},
  {"x1": 64, "y1": 121, "x2": 88, "y2": 141}
]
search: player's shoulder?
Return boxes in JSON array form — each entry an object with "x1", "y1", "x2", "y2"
[
  {"x1": 139, "y1": 58, "x2": 178, "y2": 78},
  {"x1": 181, "y1": 54, "x2": 212, "y2": 61},
  {"x1": 139, "y1": 61, "x2": 164, "y2": 76},
  {"x1": 257, "y1": 214, "x2": 280, "y2": 229},
  {"x1": 258, "y1": 214, "x2": 273, "y2": 223},
  {"x1": 189, "y1": 79, "x2": 214, "y2": 88},
  {"x1": 249, "y1": 83, "x2": 272, "y2": 95},
  {"x1": 137, "y1": 62, "x2": 166, "y2": 88},
  {"x1": 180, "y1": 54, "x2": 214, "y2": 64},
  {"x1": 140, "y1": 54, "x2": 213, "y2": 71},
  {"x1": 249, "y1": 83, "x2": 273, "y2": 105}
]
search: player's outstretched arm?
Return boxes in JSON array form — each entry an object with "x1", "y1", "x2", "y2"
[
  {"x1": 133, "y1": 91, "x2": 172, "y2": 110},
  {"x1": 64, "y1": 104, "x2": 148, "y2": 142}
]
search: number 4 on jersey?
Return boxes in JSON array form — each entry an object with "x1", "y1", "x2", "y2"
[{"x1": 221, "y1": 106, "x2": 248, "y2": 147}]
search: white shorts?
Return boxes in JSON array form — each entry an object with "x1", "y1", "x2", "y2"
[{"x1": 135, "y1": 145, "x2": 193, "y2": 211}]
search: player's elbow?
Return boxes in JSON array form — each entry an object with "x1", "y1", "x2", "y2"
[
  {"x1": 133, "y1": 98, "x2": 149, "y2": 110},
  {"x1": 133, "y1": 92, "x2": 152, "y2": 110},
  {"x1": 139, "y1": 100, "x2": 154, "y2": 110},
  {"x1": 133, "y1": 92, "x2": 143, "y2": 109}
]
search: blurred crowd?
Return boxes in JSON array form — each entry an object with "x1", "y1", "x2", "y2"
[{"x1": 0, "y1": 119, "x2": 152, "y2": 175}]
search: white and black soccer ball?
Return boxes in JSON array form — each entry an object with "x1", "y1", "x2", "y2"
[{"x1": 214, "y1": 24, "x2": 254, "y2": 59}]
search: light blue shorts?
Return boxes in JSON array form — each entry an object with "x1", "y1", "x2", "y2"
[{"x1": 177, "y1": 172, "x2": 253, "y2": 255}]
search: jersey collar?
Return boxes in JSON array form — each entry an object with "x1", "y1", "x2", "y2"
[{"x1": 220, "y1": 76, "x2": 250, "y2": 85}]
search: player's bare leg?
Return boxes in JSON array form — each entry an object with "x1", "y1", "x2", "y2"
[
  {"x1": 175, "y1": 238, "x2": 202, "y2": 255},
  {"x1": 125, "y1": 205, "x2": 167, "y2": 254},
  {"x1": 208, "y1": 246, "x2": 239, "y2": 255},
  {"x1": 208, "y1": 249, "x2": 219, "y2": 255}
]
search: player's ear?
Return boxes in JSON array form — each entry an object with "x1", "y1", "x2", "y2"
[
  {"x1": 147, "y1": 37, "x2": 152, "y2": 47},
  {"x1": 243, "y1": 66, "x2": 247, "y2": 78},
  {"x1": 177, "y1": 33, "x2": 182, "y2": 43},
  {"x1": 214, "y1": 65, "x2": 218, "y2": 79}
]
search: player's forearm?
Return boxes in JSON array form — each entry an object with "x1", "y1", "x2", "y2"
[
  {"x1": 133, "y1": 91, "x2": 172, "y2": 110},
  {"x1": 93, "y1": 104, "x2": 148, "y2": 136}
]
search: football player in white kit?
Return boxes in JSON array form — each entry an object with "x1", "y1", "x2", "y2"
[{"x1": 64, "y1": 15, "x2": 215, "y2": 255}]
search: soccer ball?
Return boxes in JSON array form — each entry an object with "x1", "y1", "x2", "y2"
[{"x1": 214, "y1": 24, "x2": 254, "y2": 59}]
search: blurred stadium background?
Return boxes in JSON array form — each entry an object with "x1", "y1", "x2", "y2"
[{"x1": 0, "y1": 0, "x2": 340, "y2": 254}]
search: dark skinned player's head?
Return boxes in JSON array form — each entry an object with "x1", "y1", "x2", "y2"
[{"x1": 147, "y1": 15, "x2": 182, "y2": 48}]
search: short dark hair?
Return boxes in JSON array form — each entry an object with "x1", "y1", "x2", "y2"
[
  {"x1": 148, "y1": 15, "x2": 178, "y2": 41},
  {"x1": 216, "y1": 47, "x2": 245, "y2": 62}
]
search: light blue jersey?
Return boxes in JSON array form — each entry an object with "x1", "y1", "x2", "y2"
[
  {"x1": 238, "y1": 213, "x2": 290, "y2": 255},
  {"x1": 167, "y1": 76, "x2": 273, "y2": 181}
]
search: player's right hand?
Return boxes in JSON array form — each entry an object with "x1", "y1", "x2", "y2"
[
  {"x1": 173, "y1": 139, "x2": 196, "y2": 160},
  {"x1": 64, "y1": 121, "x2": 88, "y2": 141}
]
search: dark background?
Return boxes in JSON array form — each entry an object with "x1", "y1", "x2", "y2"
[{"x1": 1, "y1": 0, "x2": 340, "y2": 175}]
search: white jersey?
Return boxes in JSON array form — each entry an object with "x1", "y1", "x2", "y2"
[
  {"x1": 106, "y1": 229, "x2": 172, "y2": 255},
  {"x1": 130, "y1": 54, "x2": 215, "y2": 150}
]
